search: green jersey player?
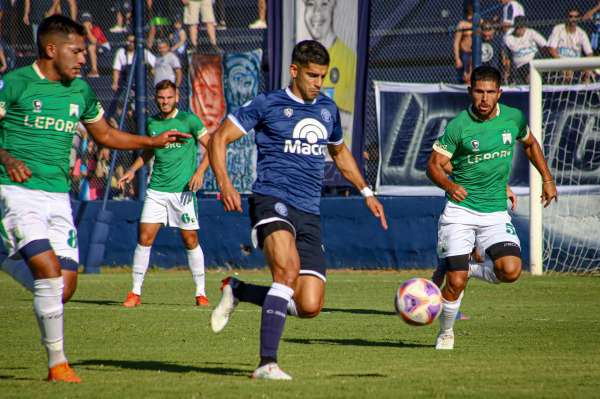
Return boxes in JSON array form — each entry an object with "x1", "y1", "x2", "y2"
[
  {"x1": 426, "y1": 65, "x2": 557, "y2": 350},
  {"x1": 0, "y1": 15, "x2": 189, "y2": 383},
  {"x1": 119, "y1": 79, "x2": 210, "y2": 308}
]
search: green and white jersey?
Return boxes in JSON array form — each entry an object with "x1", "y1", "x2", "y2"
[
  {"x1": 0, "y1": 63, "x2": 104, "y2": 192},
  {"x1": 432, "y1": 103, "x2": 529, "y2": 213},
  {"x1": 146, "y1": 109, "x2": 207, "y2": 192}
]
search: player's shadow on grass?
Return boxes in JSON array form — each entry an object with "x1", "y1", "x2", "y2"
[
  {"x1": 72, "y1": 359, "x2": 250, "y2": 376},
  {"x1": 0, "y1": 374, "x2": 37, "y2": 381},
  {"x1": 70, "y1": 299, "x2": 121, "y2": 306},
  {"x1": 322, "y1": 307, "x2": 396, "y2": 316},
  {"x1": 285, "y1": 338, "x2": 430, "y2": 348}
]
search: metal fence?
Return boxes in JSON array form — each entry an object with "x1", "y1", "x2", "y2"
[{"x1": 363, "y1": 0, "x2": 600, "y2": 187}]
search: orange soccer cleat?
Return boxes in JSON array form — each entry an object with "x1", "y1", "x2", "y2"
[
  {"x1": 47, "y1": 362, "x2": 81, "y2": 383},
  {"x1": 122, "y1": 291, "x2": 141, "y2": 308},
  {"x1": 195, "y1": 295, "x2": 210, "y2": 307}
]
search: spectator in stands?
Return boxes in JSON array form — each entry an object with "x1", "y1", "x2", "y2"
[
  {"x1": 1, "y1": 0, "x2": 20, "y2": 48},
  {"x1": 154, "y1": 39, "x2": 182, "y2": 87},
  {"x1": 112, "y1": 34, "x2": 156, "y2": 92},
  {"x1": 480, "y1": 21, "x2": 504, "y2": 76},
  {"x1": 454, "y1": 3, "x2": 473, "y2": 83},
  {"x1": 23, "y1": 0, "x2": 56, "y2": 44},
  {"x1": 110, "y1": 1, "x2": 132, "y2": 34},
  {"x1": 503, "y1": 16, "x2": 547, "y2": 84},
  {"x1": 249, "y1": 0, "x2": 267, "y2": 29},
  {"x1": 170, "y1": 18, "x2": 188, "y2": 57},
  {"x1": 499, "y1": 0, "x2": 525, "y2": 33},
  {"x1": 548, "y1": 9, "x2": 593, "y2": 59},
  {"x1": 182, "y1": 0, "x2": 218, "y2": 51},
  {"x1": 0, "y1": 42, "x2": 8, "y2": 76},
  {"x1": 81, "y1": 11, "x2": 110, "y2": 78},
  {"x1": 583, "y1": 1, "x2": 600, "y2": 55},
  {"x1": 215, "y1": 0, "x2": 226, "y2": 30},
  {"x1": 51, "y1": 0, "x2": 77, "y2": 21},
  {"x1": 146, "y1": 0, "x2": 181, "y2": 49}
]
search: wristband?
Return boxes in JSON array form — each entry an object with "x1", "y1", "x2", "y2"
[
  {"x1": 360, "y1": 186, "x2": 374, "y2": 197},
  {"x1": 542, "y1": 179, "x2": 554, "y2": 184}
]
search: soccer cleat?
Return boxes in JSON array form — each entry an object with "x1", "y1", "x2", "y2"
[
  {"x1": 122, "y1": 291, "x2": 141, "y2": 308},
  {"x1": 195, "y1": 295, "x2": 210, "y2": 307},
  {"x1": 210, "y1": 277, "x2": 239, "y2": 333},
  {"x1": 251, "y1": 363, "x2": 292, "y2": 380},
  {"x1": 47, "y1": 362, "x2": 81, "y2": 383},
  {"x1": 435, "y1": 329, "x2": 455, "y2": 350},
  {"x1": 248, "y1": 19, "x2": 267, "y2": 29}
]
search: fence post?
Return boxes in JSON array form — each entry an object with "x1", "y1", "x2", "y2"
[{"x1": 134, "y1": 0, "x2": 147, "y2": 201}]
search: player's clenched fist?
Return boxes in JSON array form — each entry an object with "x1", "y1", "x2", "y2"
[
  {"x1": 0, "y1": 151, "x2": 32, "y2": 183},
  {"x1": 447, "y1": 183, "x2": 468, "y2": 202},
  {"x1": 151, "y1": 130, "x2": 191, "y2": 148}
]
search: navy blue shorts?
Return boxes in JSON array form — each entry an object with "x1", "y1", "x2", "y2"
[{"x1": 249, "y1": 194, "x2": 327, "y2": 282}]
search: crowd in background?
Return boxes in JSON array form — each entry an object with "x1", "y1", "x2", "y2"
[{"x1": 454, "y1": 0, "x2": 600, "y2": 84}]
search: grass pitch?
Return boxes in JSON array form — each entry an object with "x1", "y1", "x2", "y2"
[{"x1": 0, "y1": 269, "x2": 599, "y2": 398}]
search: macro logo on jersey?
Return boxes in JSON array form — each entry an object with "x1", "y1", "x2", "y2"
[
  {"x1": 284, "y1": 118, "x2": 328, "y2": 156},
  {"x1": 283, "y1": 108, "x2": 293, "y2": 118}
]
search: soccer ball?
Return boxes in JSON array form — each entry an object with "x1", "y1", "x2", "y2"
[{"x1": 394, "y1": 278, "x2": 442, "y2": 326}]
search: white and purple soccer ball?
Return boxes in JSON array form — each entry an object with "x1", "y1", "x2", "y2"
[{"x1": 395, "y1": 278, "x2": 442, "y2": 326}]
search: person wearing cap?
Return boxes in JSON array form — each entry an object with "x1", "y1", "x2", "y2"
[
  {"x1": 81, "y1": 11, "x2": 110, "y2": 78},
  {"x1": 503, "y1": 16, "x2": 547, "y2": 84}
]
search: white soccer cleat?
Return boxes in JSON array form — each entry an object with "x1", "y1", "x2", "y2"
[
  {"x1": 435, "y1": 329, "x2": 455, "y2": 350},
  {"x1": 251, "y1": 363, "x2": 292, "y2": 380},
  {"x1": 210, "y1": 278, "x2": 239, "y2": 333}
]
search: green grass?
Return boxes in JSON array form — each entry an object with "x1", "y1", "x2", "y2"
[{"x1": 1, "y1": 269, "x2": 599, "y2": 398}]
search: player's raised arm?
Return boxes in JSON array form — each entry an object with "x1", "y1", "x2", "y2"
[
  {"x1": 427, "y1": 151, "x2": 467, "y2": 202},
  {"x1": 207, "y1": 118, "x2": 245, "y2": 212},
  {"x1": 328, "y1": 143, "x2": 387, "y2": 230},
  {"x1": 85, "y1": 117, "x2": 191, "y2": 150},
  {"x1": 520, "y1": 132, "x2": 557, "y2": 207}
]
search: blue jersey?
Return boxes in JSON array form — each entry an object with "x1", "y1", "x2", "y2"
[{"x1": 230, "y1": 87, "x2": 344, "y2": 214}]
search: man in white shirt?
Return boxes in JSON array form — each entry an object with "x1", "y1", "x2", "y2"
[
  {"x1": 504, "y1": 16, "x2": 547, "y2": 84},
  {"x1": 499, "y1": 0, "x2": 525, "y2": 33},
  {"x1": 112, "y1": 34, "x2": 157, "y2": 92},
  {"x1": 548, "y1": 9, "x2": 593, "y2": 59},
  {"x1": 153, "y1": 39, "x2": 182, "y2": 87}
]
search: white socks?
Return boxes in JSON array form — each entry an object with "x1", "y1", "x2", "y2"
[
  {"x1": 2, "y1": 257, "x2": 34, "y2": 292},
  {"x1": 468, "y1": 262, "x2": 501, "y2": 284},
  {"x1": 287, "y1": 298, "x2": 299, "y2": 317},
  {"x1": 33, "y1": 277, "x2": 67, "y2": 368},
  {"x1": 187, "y1": 245, "x2": 206, "y2": 297},
  {"x1": 438, "y1": 292, "x2": 464, "y2": 333},
  {"x1": 131, "y1": 244, "x2": 151, "y2": 295}
]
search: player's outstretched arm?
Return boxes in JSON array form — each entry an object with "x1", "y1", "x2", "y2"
[
  {"x1": 207, "y1": 118, "x2": 245, "y2": 212},
  {"x1": 520, "y1": 134, "x2": 557, "y2": 207},
  {"x1": 426, "y1": 151, "x2": 467, "y2": 202},
  {"x1": 189, "y1": 135, "x2": 210, "y2": 192},
  {"x1": 328, "y1": 143, "x2": 388, "y2": 230},
  {"x1": 85, "y1": 118, "x2": 191, "y2": 151},
  {"x1": 0, "y1": 149, "x2": 31, "y2": 183}
]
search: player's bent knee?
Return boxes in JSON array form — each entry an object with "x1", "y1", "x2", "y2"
[
  {"x1": 19, "y1": 239, "x2": 53, "y2": 263},
  {"x1": 487, "y1": 242, "x2": 522, "y2": 283}
]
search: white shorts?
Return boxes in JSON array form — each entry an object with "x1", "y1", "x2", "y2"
[
  {"x1": 0, "y1": 185, "x2": 79, "y2": 261},
  {"x1": 140, "y1": 189, "x2": 199, "y2": 230},
  {"x1": 437, "y1": 202, "x2": 520, "y2": 259},
  {"x1": 184, "y1": 0, "x2": 215, "y2": 25}
]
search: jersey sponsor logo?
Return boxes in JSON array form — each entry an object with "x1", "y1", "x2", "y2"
[
  {"x1": 502, "y1": 131, "x2": 512, "y2": 144},
  {"x1": 69, "y1": 104, "x2": 79, "y2": 117},
  {"x1": 274, "y1": 202, "x2": 288, "y2": 217},
  {"x1": 467, "y1": 149, "x2": 512, "y2": 164},
  {"x1": 283, "y1": 107, "x2": 293, "y2": 118},
  {"x1": 33, "y1": 100, "x2": 42, "y2": 113},
  {"x1": 321, "y1": 108, "x2": 332, "y2": 123},
  {"x1": 23, "y1": 115, "x2": 78, "y2": 133},
  {"x1": 283, "y1": 117, "x2": 328, "y2": 156},
  {"x1": 471, "y1": 139, "x2": 480, "y2": 152}
]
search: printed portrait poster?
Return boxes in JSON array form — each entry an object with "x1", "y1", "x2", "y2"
[
  {"x1": 295, "y1": 0, "x2": 358, "y2": 151},
  {"x1": 189, "y1": 53, "x2": 226, "y2": 134}
]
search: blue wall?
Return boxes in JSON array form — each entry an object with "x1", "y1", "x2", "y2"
[{"x1": 75, "y1": 197, "x2": 530, "y2": 271}]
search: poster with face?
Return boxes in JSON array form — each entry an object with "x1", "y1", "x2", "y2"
[
  {"x1": 189, "y1": 54, "x2": 226, "y2": 134},
  {"x1": 190, "y1": 50, "x2": 262, "y2": 193},
  {"x1": 295, "y1": 0, "x2": 358, "y2": 150}
]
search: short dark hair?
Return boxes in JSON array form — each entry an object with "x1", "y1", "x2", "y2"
[
  {"x1": 37, "y1": 15, "x2": 86, "y2": 57},
  {"x1": 155, "y1": 79, "x2": 177, "y2": 92},
  {"x1": 291, "y1": 40, "x2": 330, "y2": 67},
  {"x1": 470, "y1": 65, "x2": 501, "y2": 87}
]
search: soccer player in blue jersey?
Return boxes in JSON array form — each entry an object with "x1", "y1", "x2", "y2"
[{"x1": 208, "y1": 40, "x2": 387, "y2": 380}]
